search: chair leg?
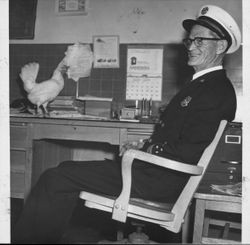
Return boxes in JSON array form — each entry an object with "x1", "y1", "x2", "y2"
[
  {"x1": 128, "y1": 221, "x2": 150, "y2": 243},
  {"x1": 116, "y1": 226, "x2": 124, "y2": 241},
  {"x1": 202, "y1": 217, "x2": 210, "y2": 237}
]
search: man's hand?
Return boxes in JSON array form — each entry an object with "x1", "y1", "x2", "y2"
[{"x1": 119, "y1": 139, "x2": 145, "y2": 157}]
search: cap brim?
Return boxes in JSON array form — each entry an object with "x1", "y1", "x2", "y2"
[
  {"x1": 183, "y1": 19, "x2": 198, "y2": 32},
  {"x1": 182, "y1": 18, "x2": 220, "y2": 35}
]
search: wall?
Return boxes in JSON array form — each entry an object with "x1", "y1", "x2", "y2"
[
  {"x1": 9, "y1": 43, "x2": 242, "y2": 116},
  {"x1": 9, "y1": 0, "x2": 242, "y2": 120},
  {"x1": 10, "y1": 0, "x2": 242, "y2": 44}
]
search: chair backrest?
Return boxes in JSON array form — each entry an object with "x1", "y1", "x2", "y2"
[{"x1": 164, "y1": 120, "x2": 227, "y2": 232}]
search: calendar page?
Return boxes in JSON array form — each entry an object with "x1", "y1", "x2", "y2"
[
  {"x1": 126, "y1": 76, "x2": 162, "y2": 101},
  {"x1": 126, "y1": 46, "x2": 163, "y2": 101}
]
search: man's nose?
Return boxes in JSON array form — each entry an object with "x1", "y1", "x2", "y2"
[{"x1": 187, "y1": 41, "x2": 196, "y2": 51}]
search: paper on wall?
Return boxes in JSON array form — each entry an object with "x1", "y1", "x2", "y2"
[
  {"x1": 126, "y1": 46, "x2": 163, "y2": 101},
  {"x1": 64, "y1": 42, "x2": 93, "y2": 82}
]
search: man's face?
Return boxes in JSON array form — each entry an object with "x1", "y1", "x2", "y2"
[{"x1": 187, "y1": 25, "x2": 220, "y2": 72}]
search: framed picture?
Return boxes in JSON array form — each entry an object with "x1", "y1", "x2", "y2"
[
  {"x1": 9, "y1": 0, "x2": 37, "y2": 39},
  {"x1": 55, "y1": 0, "x2": 88, "y2": 16},
  {"x1": 93, "y1": 35, "x2": 120, "y2": 68}
]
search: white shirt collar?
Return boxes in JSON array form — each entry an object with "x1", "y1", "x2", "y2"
[{"x1": 192, "y1": 66, "x2": 223, "y2": 81}]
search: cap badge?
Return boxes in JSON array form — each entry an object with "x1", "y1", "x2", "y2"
[
  {"x1": 201, "y1": 7, "x2": 209, "y2": 15},
  {"x1": 181, "y1": 96, "x2": 192, "y2": 107}
]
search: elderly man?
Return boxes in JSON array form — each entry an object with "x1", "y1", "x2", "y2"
[{"x1": 13, "y1": 5, "x2": 241, "y2": 244}]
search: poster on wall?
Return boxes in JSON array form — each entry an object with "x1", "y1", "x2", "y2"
[
  {"x1": 126, "y1": 45, "x2": 163, "y2": 101},
  {"x1": 55, "y1": 0, "x2": 88, "y2": 16},
  {"x1": 93, "y1": 35, "x2": 120, "y2": 68}
]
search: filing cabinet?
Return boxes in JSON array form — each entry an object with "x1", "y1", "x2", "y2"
[{"x1": 201, "y1": 122, "x2": 242, "y2": 185}]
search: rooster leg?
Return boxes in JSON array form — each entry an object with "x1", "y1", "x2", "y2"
[
  {"x1": 42, "y1": 103, "x2": 50, "y2": 117},
  {"x1": 36, "y1": 105, "x2": 43, "y2": 116}
]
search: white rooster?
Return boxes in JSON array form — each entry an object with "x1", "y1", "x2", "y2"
[{"x1": 19, "y1": 60, "x2": 66, "y2": 116}]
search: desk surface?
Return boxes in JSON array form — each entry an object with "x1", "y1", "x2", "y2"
[
  {"x1": 10, "y1": 115, "x2": 155, "y2": 128},
  {"x1": 195, "y1": 184, "x2": 242, "y2": 203}
]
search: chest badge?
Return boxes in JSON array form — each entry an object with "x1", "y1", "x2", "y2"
[{"x1": 180, "y1": 96, "x2": 192, "y2": 107}]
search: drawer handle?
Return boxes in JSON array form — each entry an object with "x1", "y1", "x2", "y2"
[
  {"x1": 225, "y1": 135, "x2": 241, "y2": 144},
  {"x1": 221, "y1": 160, "x2": 242, "y2": 165}
]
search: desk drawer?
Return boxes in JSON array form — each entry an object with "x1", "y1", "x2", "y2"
[
  {"x1": 10, "y1": 150, "x2": 26, "y2": 198},
  {"x1": 10, "y1": 125, "x2": 28, "y2": 148},
  {"x1": 34, "y1": 124, "x2": 120, "y2": 145},
  {"x1": 127, "y1": 128, "x2": 153, "y2": 142},
  {"x1": 11, "y1": 171, "x2": 25, "y2": 198}
]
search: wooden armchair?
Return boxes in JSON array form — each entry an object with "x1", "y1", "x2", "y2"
[{"x1": 79, "y1": 120, "x2": 227, "y2": 243}]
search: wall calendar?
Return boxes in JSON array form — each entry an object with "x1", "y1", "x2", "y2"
[{"x1": 126, "y1": 45, "x2": 163, "y2": 101}]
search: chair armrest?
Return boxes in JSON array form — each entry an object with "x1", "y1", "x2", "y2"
[
  {"x1": 112, "y1": 149, "x2": 203, "y2": 222},
  {"x1": 123, "y1": 149, "x2": 203, "y2": 175}
]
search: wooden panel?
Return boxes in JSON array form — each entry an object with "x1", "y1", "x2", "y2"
[
  {"x1": 33, "y1": 124, "x2": 120, "y2": 145},
  {"x1": 72, "y1": 142, "x2": 117, "y2": 161},
  {"x1": 32, "y1": 140, "x2": 72, "y2": 187},
  {"x1": 194, "y1": 193, "x2": 241, "y2": 203},
  {"x1": 205, "y1": 200, "x2": 241, "y2": 213},
  {"x1": 10, "y1": 124, "x2": 29, "y2": 199},
  {"x1": 202, "y1": 237, "x2": 241, "y2": 244},
  {"x1": 10, "y1": 150, "x2": 26, "y2": 171},
  {"x1": 209, "y1": 218, "x2": 241, "y2": 229},
  {"x1": 10, "y1": 125, "x2": 27, "y2": 148},
  {"x1": 193, "y1": 199, "x2": 206, "y2": 243}
]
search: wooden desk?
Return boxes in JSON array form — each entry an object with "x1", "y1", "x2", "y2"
[
  {"x1": 10, "y1": 116, "x2": 154, "y2": 199},
  {"x1": 193, "y1": 188, "x2": 241, "y2": 244}
]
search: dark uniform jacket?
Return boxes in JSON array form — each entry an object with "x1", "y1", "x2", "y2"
[
  {"x1": 143, "y1": 69, "x2": 236, "y2": 164},
  {"x1": 132, "y1": 69, "x2": 237, "y2": 202}
]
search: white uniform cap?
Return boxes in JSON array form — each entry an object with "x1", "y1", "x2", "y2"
[{"x1": 183, "y1": 5, "x2": 241, "y2": 54}]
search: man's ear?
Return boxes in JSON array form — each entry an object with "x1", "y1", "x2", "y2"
[{"x1": 216, "y1": 39, "x2": 228, "y2": 54}]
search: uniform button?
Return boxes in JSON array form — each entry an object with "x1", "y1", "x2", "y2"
[{"x1": 161, "y1": 122, "x2": 165, "y2": 127}]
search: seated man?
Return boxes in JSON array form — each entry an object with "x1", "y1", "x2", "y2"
[{"x1": 13, "y1": 5, "x2": 241, "y2": 244}]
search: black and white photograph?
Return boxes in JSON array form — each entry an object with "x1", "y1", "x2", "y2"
[{"x1": 1, "y1": 0, "x2": 250, "y2": 243}]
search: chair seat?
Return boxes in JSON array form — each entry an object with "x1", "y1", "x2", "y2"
[
  {"x1": 80, "y1": 191, "x2": 175, "y2": 223},
  {"x1": 129, "y1": 197, "x2": 174, "y2": 211}
]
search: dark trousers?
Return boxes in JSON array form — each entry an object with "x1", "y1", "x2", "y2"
[{"x1": 12, "y1": 159, "x2": 188, "y2": 243}]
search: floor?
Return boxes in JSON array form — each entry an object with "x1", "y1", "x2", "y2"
[
  {"x1": 11, "y1": 198, "x2": 182, "y2": 244},
  {"x1": 11, "y1": 198, "x2": 241, "y2": 244}
]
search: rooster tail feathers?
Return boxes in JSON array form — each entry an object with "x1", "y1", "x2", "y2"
[{"x1": 20, "y1": 62, "x2": 40, "y2": 93}]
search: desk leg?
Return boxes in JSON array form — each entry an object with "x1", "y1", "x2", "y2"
[{"x1": 193, "y1": 199, "x2": 206, "y2": 244}]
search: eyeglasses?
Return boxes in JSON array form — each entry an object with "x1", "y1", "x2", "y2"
[{"x1": 183, "y1": 37, "x2": 223, "y2": 48}]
